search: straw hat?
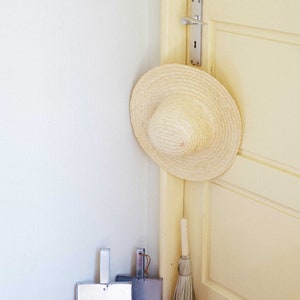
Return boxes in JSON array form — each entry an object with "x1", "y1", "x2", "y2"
[{"x1": 130, "y1": 64, "x2": 242, "y2": 181}]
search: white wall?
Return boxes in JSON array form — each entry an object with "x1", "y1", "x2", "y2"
[{"x1": 0, "y1": 0, "x2": 160, "y2": 299}]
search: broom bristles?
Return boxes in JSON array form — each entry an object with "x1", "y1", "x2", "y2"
[{"x1": 173, "y1": 256, "x2": 194, "y2": 300}]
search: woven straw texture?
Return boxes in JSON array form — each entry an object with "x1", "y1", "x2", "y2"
[{"x1": 130, "y1": 64, "x2": 242, "y2": 181}]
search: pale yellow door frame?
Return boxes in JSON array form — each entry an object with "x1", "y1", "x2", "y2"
[
  {"x1": 159, "y1": 1, "x2": 187, "y2": 299},
  {"x1": 160, "y1": 0, "x2": 187, "y2": 65}
]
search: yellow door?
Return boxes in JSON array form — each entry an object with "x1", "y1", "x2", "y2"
[{"x1": 159, "y1": 1, "x2": 300, "y2": 299}]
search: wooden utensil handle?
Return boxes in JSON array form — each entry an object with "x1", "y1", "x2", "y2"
[{"x1": 181, "y1": 218, "x2": 189, "y2": 257}]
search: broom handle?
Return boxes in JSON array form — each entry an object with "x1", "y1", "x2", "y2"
[{"x1": 181, "y1": 218, "x2": 189, "y2": 257}]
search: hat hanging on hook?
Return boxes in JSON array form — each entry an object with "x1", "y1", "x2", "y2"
[{"x1": 130, "y1": 64, "x2": 242, "y2": 181}]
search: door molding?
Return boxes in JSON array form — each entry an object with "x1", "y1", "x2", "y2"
[{"x1": 159, "y1": 1, "x2": 187, "y2": 299}]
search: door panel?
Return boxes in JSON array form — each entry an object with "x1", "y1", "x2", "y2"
[
  {"x1": 210, "y1": 21, "x2": 300, "y2": 170},
  {"x1": 159, "y1": 0, "x2": 300, "y2": 299},
  {"x1": 202, "y1": 182, "x2": 300, "y2": 300}
]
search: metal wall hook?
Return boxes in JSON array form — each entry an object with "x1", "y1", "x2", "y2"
[{"x1": 181, "y1": 15, "x2": 207, "y2": 26}]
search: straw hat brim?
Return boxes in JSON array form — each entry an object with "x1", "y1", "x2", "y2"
[{"x1": 130, "y1": 64, "x2": 242, "y2": 181}]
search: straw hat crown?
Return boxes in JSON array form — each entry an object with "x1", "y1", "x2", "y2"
[{"x1": 130, "y1": 64, "x2": 242, "y2": 181}]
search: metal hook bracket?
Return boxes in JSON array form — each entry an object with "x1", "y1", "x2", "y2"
[{"x1": 181, "y1": 0, "x2": 206, "y2": 66}]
